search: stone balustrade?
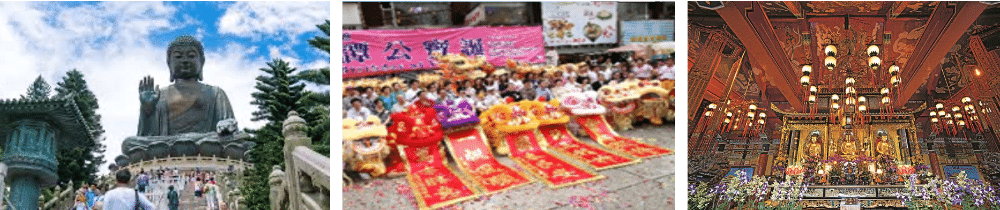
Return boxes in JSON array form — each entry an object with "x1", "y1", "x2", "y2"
[
  {"x1": 264, "y1": 111, "x2": 330, "y2": 210},
  {"x1": 125, "y1": 155, "x2": 252, "y2": 173}
]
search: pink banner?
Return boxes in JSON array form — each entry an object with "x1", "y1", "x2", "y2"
[{"x1": 343, "y1": 26, "x2": 545, "y2": 78}]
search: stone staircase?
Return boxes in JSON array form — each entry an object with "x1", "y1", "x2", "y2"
[{"x1": 146, "y1": 178, "x2": 210, "y2": 210}]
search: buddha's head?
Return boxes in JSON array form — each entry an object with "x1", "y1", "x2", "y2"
[{"x1": 167, "y1": 36, "x2": 206, "y2": 82}]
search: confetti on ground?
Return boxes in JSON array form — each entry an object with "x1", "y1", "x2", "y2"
[{"x1": 343, "y1": 124, "x2": 675, "y2": 210}]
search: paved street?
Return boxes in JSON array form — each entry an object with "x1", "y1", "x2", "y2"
[{"x1": 343, "y1": 124, "x2": 675, "y2": 210}]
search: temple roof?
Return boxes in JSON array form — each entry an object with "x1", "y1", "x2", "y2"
[{"x1": 0, "y1": 95, "x2": 95, "y2": 146}]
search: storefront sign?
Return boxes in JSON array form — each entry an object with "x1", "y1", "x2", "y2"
[
  {"x1": 621, "y1": 20, "x2": 674, "y2": 45},
  {"x1": 343, "y1": 26, "x2": 545, "y2": 78},
  {"x1": 464, "y1": 5, "x2": 485, "y2": 26},
  {"x1": 542, "y1": 2, "x2": 617, "y2": 46}
]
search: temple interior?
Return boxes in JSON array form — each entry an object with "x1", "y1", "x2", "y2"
[{"x1": 688, "y1": 1, "x2": 1000, "y2": 207}]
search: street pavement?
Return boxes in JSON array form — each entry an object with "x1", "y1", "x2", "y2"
[{"x1": 343, "y1": 123, "x2": 675, "y2": 210}]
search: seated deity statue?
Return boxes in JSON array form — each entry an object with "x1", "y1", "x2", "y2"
[
  {"x1": 807, "y1": 136, "x2": 822, "y2": 158},
  {"x1": 117, "y1": 36, "x2": 253, "y2": 166}
]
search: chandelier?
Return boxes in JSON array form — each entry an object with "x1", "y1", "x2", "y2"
[
  {"x1": 930, "y1": 97, "x2": 992, "y2": 136},
  {"x1": 704, "y1": 100, "x2": 765, "y2": 138},
  {"x1": 798, "y1": 40, "x2": 901, "y2": 126}
]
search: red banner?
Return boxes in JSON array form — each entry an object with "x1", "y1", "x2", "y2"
[{"x1": 343, "y1": 26, "x2": 545, "y2": 78}]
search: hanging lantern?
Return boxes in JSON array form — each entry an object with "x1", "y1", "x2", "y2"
[
  {"x1": 802, "y1": 65, "x2": 812, "y2": 75},
  {"x1": 936, "y1": 103, "x2": 945, "y2": 110},
  {"x1": 809, "y1": 86, "x2": 818, "y2": 94},
  {"x1": 705, "y1": 111, "x2": 714, "y2": 117},
  {"x1": 832, "y1": 102, "x2": 840, "y2": 111},
  {"x1": 952, "y1": 106, "x2": 961, "y2": 112},
  {"x1": 858, "y1": 96, "x2": 867, "y2": 104},
  {"x1": 867, "y1": 44, "x2": 880, "y2": 57},
  {"x1": 929, "y1": 111, "x2": 937, "y2": 117},
  {"x1": 945, "y1": 113, "x2": 953, "y2": 119},
  {"x1": 881, "y1": 88, "x2": 890, "y2": 96},
  {"x1": 845, "y1": 77, "x2": 856, "y2": 85},
  {"x1": 708, "y1": 103, "x2": 718, "y2": 110},
  {"x1": 955, "y1": 113, "x2": 963, "y2": 119},
  {"x1": 869, "y1": 56, "x2": 881, "y2": 70},
  {"x1": 890, "y1": 76, "x2": 900, "y2": 86},
  {"x1": 859, "y1": 104, "x2": 867, "y2": 111},
  {"x1": 808, "y1": 95, "x2": 817, "y2": 102},
  {"x1": 759, "y1": 113, "x2": 766, "y2": 118},
  {"x1": 726, "y1": 112, "x2": 733, "y2": 117},
  {"x1": 958, "y1": 120, "x2": 966, "y2": 126},
  {"x1": 962, "y1": 97, "x2": 972, "y2": 104},
  {"x1": 846, "y1": 97, "x2": 856, "y2": 105},
  {"x1": 758, "y1": 119, "x2": 765, "y2": 125},
  {"x1": 938, "y1": 110, "x2": 946, "y2": 117},
  {"x1": 845, "y1": 86, "x2": 856, "y2": 94},
  {"x1": 724, "y1": 118, "x2": 732, "y2": 124},
  {"x1": 749, "y1": 104, "x2": 757, "y2": 111},
  {"x1": 889, "y1": 64, "x2": 900, "y2": 75},
  {"x1": 947, "y1": 120, "x2": 954, "y2": 125},
  {"x1": 931, "y1": 117, "x2": 939, "y2": 123},
  {"x1": 825, "y1": 45, "x2": 837, "y2": 56},
  {"x1": 831, "y1": 94, "x2": 840, "y2": 102},
  {"x1": 747, "y1": 112, "x2": 755, "y2": 118},
  {"x1": 881, "y1": 96, "x2": 891, "y2": 105},
  {"x1": 800, "y1": 75, "x2": 810, "y2": 86},
  {"x1": 825, "y1": 56, "x2": 837, "y2": 69}
]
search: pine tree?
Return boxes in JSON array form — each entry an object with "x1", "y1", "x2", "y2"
[
  {"x1": 53, "y1": 69, "x2": 104, "y2": 184},
  {"x1": 22, "y1": 75, "x2": 51, "y2": 100},
  {"x1": 297, "y1": 19, "x2": 331, "y2": 156},
  {"x1": 244, "y1": 59, "x2": 308, "y2": 210}
]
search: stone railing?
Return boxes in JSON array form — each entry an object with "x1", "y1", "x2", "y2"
[
  {"x1": 40, "y1": 182, "x2": 76, "y2": 210},
  {"x1": 267, "y1": 111, "x2": 330, "y2": 210},
  {"x1": 125, "y1": 155, "x2": 252, "y2": 172}
]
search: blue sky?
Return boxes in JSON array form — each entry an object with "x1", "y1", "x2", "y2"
[{"x1": 0, "y1": 1, "x2": 330, "y2": 173}]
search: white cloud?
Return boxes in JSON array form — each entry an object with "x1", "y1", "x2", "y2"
[
  {"x1": 217, "y1": 1, "x2": 330, "y2": 41},
  {"x1": 0, "y1": 2, "x2": 325, "y2": 174}
]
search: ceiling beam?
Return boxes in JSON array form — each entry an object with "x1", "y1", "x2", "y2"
[
  {"x1": 888, "y1": 2, "x2": 909, "y2": 19},
  {"x1": 716, "y1": 1, "x2": 806, "y2": 110},
  {"x1": 894, "y1": 2, "x2": 987, "y2": 107},
  {"x1": 783, "y1": 1, "x2": 805, "y2": 19}
]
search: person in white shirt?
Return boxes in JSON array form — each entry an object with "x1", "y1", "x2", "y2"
[
  {"x1": 391, "y1": 94, "x2": 408, "y2": 113},
  {"x1": 346, "y1": 98, "x2": 373, "y2": 121},
  {"x1": 404, "y1": 80, "x2": 421, "y2": 102},
  {"x1": 658, "y1": 58, "x2": 675, "y2": 80},
  {"x1": 102, "y1": 170, "x2": 156, "y2": 210}
]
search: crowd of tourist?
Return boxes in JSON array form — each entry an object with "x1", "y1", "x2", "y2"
[
  {"x1": 344, "y1": 55, "x2": 675, "y2": 122},
  {"x1": 69, "y1": 168, "x2": 227, "y2": 210}
]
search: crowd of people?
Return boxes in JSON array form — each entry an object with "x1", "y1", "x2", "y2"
[
  {"x1": 344, "y1": 55, "x2": 675, "y2": 122},
  {"x1": 70, "y1": 168, "x2": 227, "y2": 210}
]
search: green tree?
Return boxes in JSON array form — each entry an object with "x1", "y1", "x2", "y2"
[
  {"x1": 53, "y1": 69, "x2": 104, "y2": 184},
  {"x1": 22, "y1": 75, "x2": 51, "y2": 100},
  {"x1": 243, "y1": 59, "x2": 308, "y2": 210},
  {"x1": 297, "y1": 19, "x2": 331, "y2": 156}
]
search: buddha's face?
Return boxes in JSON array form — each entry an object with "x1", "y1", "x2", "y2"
[{"x1": 169, "y1": 45, "x2": 203, "y2": 81}]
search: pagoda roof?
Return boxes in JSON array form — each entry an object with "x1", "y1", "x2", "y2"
[{"x1": 0, "y1": 94, "x2": 95, "y2": 146}]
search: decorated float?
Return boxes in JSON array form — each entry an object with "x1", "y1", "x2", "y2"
[
  {"x1": 518, "y1": 100, "x2": 640, "y2": 170},
  {"x1": 558, "y1": 91, "x2": 673, "y2": 159},
  {"x1": 597, "y1": 80, "x2": 673, "y2": 130},
  {"x1": 342, "y1": 116, "x2": 392, "y2": 177},
  {"x1": 390, "y1": 105, "x2": 481, "y2": 209},
  {"x1": 433, "y1": 99, "x2": 533, "y2": 195},
  {"x1": 480, "y1": 102, "x2": 605, "y2": 188}
]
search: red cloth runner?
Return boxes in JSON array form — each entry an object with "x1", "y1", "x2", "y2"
[
  {"x1": 400, "y1": 145, "x2": 480, "y2": 209},
  {"x1": 443, "y1": 128, "x2": 532, "y2": 194},
  {"x1": 575, "y1": 115, "x2": 673, "y2": 158},
  {"x1": 539, "y1": 124, "x2": 639, "y2": 170},
  {"x1": 505, "y1": 130, "x2": 603, "y2": 188}
]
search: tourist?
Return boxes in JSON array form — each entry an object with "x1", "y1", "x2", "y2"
[
  {"x1": 591, "y1": 74, "x2": 606, "y2": 91},
  {"x1": 343, "y1": 88, "x2": 360, "y2": 111},
  {"x1": 195, "y1": 177, "x2": 203, "y2": 198},
  {"x1": 87, "y1": 184, "x2": 98, "y2": 209},
  {"x1": 168, "y1": 185, "x2": 180, "y2": 210},
  {"x1": 347, "y1": 98, "x2": 373, "y2": 121},
  {"x1": 205, "y1": 179, "x2": 219, "y2": 210},
  {"x1": 137, "y1": 170, "x2": 149, "y2": 193},
  {"x1": 536, "y1": 80, "x2": 552, "y2": 101},
  {"x1": 103, "y1": 170, "x2": 155, "y2": 210},
  {"x1": 74, "y1": 191, "x2": 88, "y2": 210}
]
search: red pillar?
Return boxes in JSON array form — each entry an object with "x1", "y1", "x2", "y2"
[
  {"x1": 757, "y1": 153, "x2": 768, "y2": 176},
  {"x1": 929, "y1": 153, "x2": 941, "y2": 177}
]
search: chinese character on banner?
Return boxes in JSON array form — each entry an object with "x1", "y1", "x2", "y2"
[
  {"x1": 383, "y1": 41, "x2": 413, "y2": 61},
  {"x1": 344, "y1": 42, "x2": 371, "y2": 64},
  {"x1": 422, "y1": 39, "x2": 450, "y2": 57},
  {"x1": 460, "y1": 38, "x2": 484, "y2": 56}
]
